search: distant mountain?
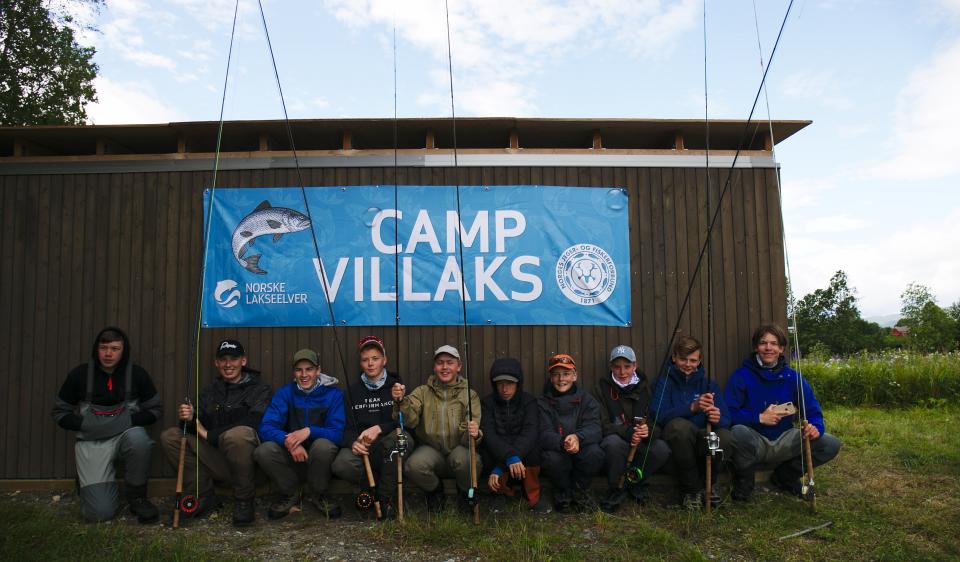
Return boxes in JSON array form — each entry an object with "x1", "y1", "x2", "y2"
[{"x1": 866, "y1": 313, "x2": 903, "y2": 328}]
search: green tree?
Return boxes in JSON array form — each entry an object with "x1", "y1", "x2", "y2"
[
  {"x1": 899, "y1": 283, "x2": 957, "y2": 352},
  {"x1": 0, "y1": 0, "x2": 99, "y2": 125},
  {"x1": 949, "y1": 301, "x2": 960, "y2": 347},
  {"x1": 794, "y1": 270, "x2": 883, "y2": 355}
]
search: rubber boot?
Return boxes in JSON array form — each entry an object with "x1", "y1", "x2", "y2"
[{"x1": 125, "y1": 483, "x2": 159, "y2": 523}]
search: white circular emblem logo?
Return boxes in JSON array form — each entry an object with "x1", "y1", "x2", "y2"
[
  {"x1": 556, "y1": 244, "x2": 617, "y2": 306},
  {"x1": 214, "y1": 279, "x2": 241, "y2": 308}
]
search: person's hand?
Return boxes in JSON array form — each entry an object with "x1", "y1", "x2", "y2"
[
  {"x1": 177, "y1": 402, "x2": 194, "y2": 421},
  {"x1": 698, "y1": 393, "x2": 715, "y2": 411},
  {"x1": 284, "y1": 427, "x2": 311, "y2": 451},
  {"x1": 759, "y1": 404, "x2": 786, "y2": 426},
  {"x1": 488, "y1": 472, "x2": 502, "y2": 492},
  {"x1": 391, "y1": 383, "x2": 405, "y2": 402},
  {"x1": 631, "y1": 422, "x2": 648, "y2": 446},
  {"x1": 705, "y1": 406, "x2": 721, "y2": 425},
  {"x1": 351, "y1": 439, "x2": 370, "y2": 456},
  {"x1": 196, "y1": 419, "x2": 208, "y2": 441},
  {"x1": 563, "y1": 434, "x2": 580, "y2": 454},
  {"x1": 290, "y1": 445, "x2": 308, "y2": 462},
  {"x1": 508, "y1": 461, "x2": 526, "y2": 480},
  {"x1": 467, "y1": 420, "x2": 480, "y2": 439},
  {"x1": 803, "y1": 422, "x2": 821, "y2": 440},
  {"x1": 359, "y1": 425, "x2": 382, "y2": 445}
]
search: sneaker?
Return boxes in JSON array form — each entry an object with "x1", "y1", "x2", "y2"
[
  {"x1": 489, "y1": 494, "x2": 509, "y2": 513},
  {"x1": 309, "y1": 494, "x2": 342, "y2": 519},
  {"x1": 531, "y1": 497, "x2": 552, "y2": 514},
  {"x1": 769, "y1": 467, "x2": 803, "y2": 498},
  {"x1": 683, "y1": 492, "x2": 702, "y2": 511},
  {"x1": 129, "y1": 496, "x2": 160, "y2": 523},
  {"x1": 553, "y1": 488, "x2": 573, "y2": 512},
  {"x1": 599, "y1": 488, "x2": 627, "y2": 513},
  {"x1": 267, "y1": 493, "x2": 300, "y2": 520},
  {"x1": 572, "y1": 487, "x2": 597, "y2": 513},
  {"x1": 233, "y1": 497, "x2": 255, "y2": 527},
  {"x1": 425, "y1": 485, "x2": 446, "y2": 513}
]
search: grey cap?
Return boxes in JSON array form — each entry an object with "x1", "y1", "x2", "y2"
[
  {"x1": 292, "y1": 348, "x2": 319, "y2": 367},
  {"x1": 433, "y1": 344, "x2": 461, "y2": 360},
  {"x1": 609, "y1": 344, "x2": 637, "y2": 363}
]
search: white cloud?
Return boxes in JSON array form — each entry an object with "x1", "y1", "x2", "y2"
[
  {"x1": 801, "y1": 214, "x2": 868, "y2": 234},
  {"x1": 865, "y1": 39, "x2": 960, "y2": 181},
  {"x1": 323, "y1": 0, "x2": 699, "y2": 115},
  {"x1": 87, "y1": 77, "x2": 186, "y2": 124},
  {"x1": 780, "y1": 70, "x2": 852, "y2": 110},
  {"x1": 125, "y1": 50, "x2": 178, "y2": 71},
  {"x1": 787, "y1": 207, "x2": 960, "y2": 315},
  {"x1": 780, "y1": 176, "x2": 839, "y2": 210}
]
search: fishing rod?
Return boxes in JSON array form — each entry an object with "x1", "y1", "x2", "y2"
[
  {"x1": 749, "y1": 0, "x2": 815, "y2": 513},
  {"x1": 172, "y1": 398, "x2": 198, "y2": 529},
  {"x1": 388, "y1": 411, "x2": 409, "y2": 521},
  {"x1": 443, "y1": 0, "x2": 479, "y2": 525}
]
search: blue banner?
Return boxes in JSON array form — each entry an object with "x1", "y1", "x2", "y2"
[{"x1": 201, "y1": 185, "x2": 631, "y2": 327}]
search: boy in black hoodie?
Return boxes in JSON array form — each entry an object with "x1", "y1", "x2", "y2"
[
  {"x1": 160, "y1": 339, "x2": 273, "y2": 526},
  {"x1": 331, "y1": 336, "x2": 409, "y2": 518},
  {"x1": 480, "y1": 357, "x2": 548, "y2": 513},
  {"x1": 52, "y1": 327, "x2": 163, "y2": 523}
]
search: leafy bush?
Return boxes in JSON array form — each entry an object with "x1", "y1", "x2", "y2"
[{"x1": 798, "y1": 351, "x2": 960, "y2": 407}]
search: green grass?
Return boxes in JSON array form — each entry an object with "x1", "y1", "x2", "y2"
[
  {"x1": 2, "y1": 405, "x2": 958, "y2": 561},
  {"x1": 801, "y1": 351, "x2": 960, "y2": 407}
]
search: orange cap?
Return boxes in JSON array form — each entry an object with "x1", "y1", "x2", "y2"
[{"x1": 547, "y1": 353, "x2": 577, "y2": 372}]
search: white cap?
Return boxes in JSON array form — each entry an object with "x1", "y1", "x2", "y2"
[
  {"x1": 433, "y1": 345, "x2": 461, "y2": 360},
  {"x1": 609, "y1": 344, "x2": 637, "y2": 363}
]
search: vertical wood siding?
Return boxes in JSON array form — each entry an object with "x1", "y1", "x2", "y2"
[{"x1": 0, "y1": 165, "x2": 785, "y2": 478}]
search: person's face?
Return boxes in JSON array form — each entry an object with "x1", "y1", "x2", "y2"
[
  {"x1": 672, "y1": 350, "x2": 701, "y2": 376},
  {"x1": 610, "y1": 358, "x2": 637, "y2": 384},
  {"x1": 97, "y1": 340, "x2": 124, "y2": 372},
  {"x1": 215, "y1": 354, "x2": 247, "y2": 383},
  {"x1": 359, "y1": 347, "x2": 387, "y2": 380},
  {"x1": 433, "y1": 354, "x2": 461, "y2": 384},
  {"x1": 293, "y1": 360, "x2": 320, "y2": 389},
  {"x1": 549, "y1": 367, "x2": 577, "y2": 393},
  {"x1": 754, "y1": 333, "x2": 785, "y2": 365},
  {"x1": 496, "y1": 380, "x2": 518, "y2": 401}
]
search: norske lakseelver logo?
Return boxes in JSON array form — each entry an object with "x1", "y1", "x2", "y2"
[
  {"x1": 214, "y1": 279, "x2": 241, "y2": 308},
  {"x1": 555, "y1": 244, "x2": 617, "y2": 306}
]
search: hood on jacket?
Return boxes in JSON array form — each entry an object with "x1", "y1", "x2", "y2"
[
  {"x1": 91, "y1": 326, "x2": 131, "y2": 374},
  {"x1": 489, "y1": 357, "x2": 523, "y2": 398}
]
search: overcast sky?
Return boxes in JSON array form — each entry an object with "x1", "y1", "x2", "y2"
[{"x1": 75, "y1": 0, "x2": 960, "y2": 319}]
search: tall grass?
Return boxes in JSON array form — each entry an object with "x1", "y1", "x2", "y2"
[{"x1": 799, "y1": 351, "x2": 960, "y2": 407}]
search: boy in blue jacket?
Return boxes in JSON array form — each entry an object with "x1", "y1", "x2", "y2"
[
  {"x1": 254, "y1": 348, "x2": 346, "y2": 519},
  {"x1": 724, "y1": 324, "x2": 842, "y2": 501},
  {"x1": 652, "y1": 335, "x2": 736, "y2": 508}
]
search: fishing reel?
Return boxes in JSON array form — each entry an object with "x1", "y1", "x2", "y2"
[
  {"x1": 801, "y1": 476, "x2": 816, "y2": 502},
  {"x1": 388, "y1": 431, "x2": 408, "y2": 461},
  {"x1": 465, "y1": 486, "x2": 478, "y2": 508},
  {"x1": 179, "y1": 494, "x2": 198, "y2": 514},
  {"x1": 355, "y1": 489, "x2": 375, "y2": 511},
  {"x1": 625, "y1": 465, "x2": 644, "y2": 485},
  {"x1": 706, "y1": 431, "x2": 723, "y2": 457}
]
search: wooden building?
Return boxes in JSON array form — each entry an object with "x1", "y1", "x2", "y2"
[{"x1": 0, "y1": 117, "x2": 807, "y2": 480}]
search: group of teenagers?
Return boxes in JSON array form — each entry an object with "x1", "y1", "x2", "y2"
[{"x1": 53, "y1": 323, "x2": 842, "y2": 526}]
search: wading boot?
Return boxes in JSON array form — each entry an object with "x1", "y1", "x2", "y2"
[
  {"x1": 425, "y1": 484, "x2": 446, "y2": 513},
  {"x1": 770, "y1": 464, "x2": 804, "y2": 498},
  {"x1": 731, "y1": 466, "x2": 755, "y2": 502},
  {"x1": 267, "y1": 493, "x2": 300, "y2": 520},
  {"x1": 233, "y1": 497, "x2": 255, "y2": 527},
  {"x1": 126, "y1": 484, "x2": 159, "y2": 524}
]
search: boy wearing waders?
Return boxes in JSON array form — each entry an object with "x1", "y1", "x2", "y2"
[
  {"x1": 725, "y1": 324, "x2": 842, "y2": 502},
  {"x1": 160, "y1": 339, "x2": 272, "y2": 525},
  {"x1": 594, "y1": 345, "x2": 670, "y2": 513},
  {"x1": 331, "y1": 335, "x2": 411, "y2": 519},
  {"x1": 652, "y1": 336, "x2": 735, "y2": 509},
  {"x1": 254, "y1": 348, "x2": 345, "y2": 519},
  {"x1": 538, "y1": 353, "x2": 605, "y2": 512},
  {"x1": 480, "y1": 357, "x2": 549, "y2": 513},
  {"x1": 391, "y1": 345, "x2": 482, "y2": 514},
  {"x1": 52, "y1": 326, "x2": 163, "y2": 523}
]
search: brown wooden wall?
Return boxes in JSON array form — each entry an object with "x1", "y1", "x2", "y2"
[{"x1": 0, "y1": 164, "x2": 785, "y2": 479}]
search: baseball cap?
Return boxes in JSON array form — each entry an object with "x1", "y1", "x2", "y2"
[
  {"x1": 490, "y1": 357, "x2": 522, "y2": 383},
  {"x1": 609, "y1": 344, "x2": 637, "y2": 363},
  {"x1": 357, "y1": 335, "x2": 386, "y2": 354},
  {"x1": 433, "y1": 345, "x2": 461, "y2": 360},
  {"x1": 547, "y1": 353, "x2": 577, "y2": 372},
  {"x1": 292, "y1": 348, "x2": 319, "y2": 367},
  {"x1": 216, "y1": 339, "x2": 245, "y2": 358}
]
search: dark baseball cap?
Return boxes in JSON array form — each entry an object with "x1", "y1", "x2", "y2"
[{"x1": 216, "y1": 339, "x2": 245, "y2": 358}]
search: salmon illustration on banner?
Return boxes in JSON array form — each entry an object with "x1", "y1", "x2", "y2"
[{"x1": 231, "y1": 200, "x2": 312, "y2": 275}]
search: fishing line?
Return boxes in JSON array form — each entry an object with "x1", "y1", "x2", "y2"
[
  {"x1": 254, "y1": 0, "x2": 359, "y2": 431},
  {"x1": 188, "y1": 0, "x2": 240, "y2": 503},
  {"x1": 392, "y1": 13, "x2": 401, "y2": 368},
  {"x1": 751, "y1": 0, "x2": 815, "y2": 508},
  {"x1": 640, "y1": 0, "x2": 796, "y2": 476}
]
